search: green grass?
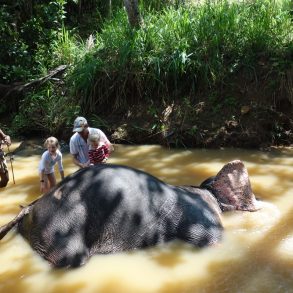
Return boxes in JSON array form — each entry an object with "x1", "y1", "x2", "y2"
[{"x1": 69, "y1": 0, "x2": 293, "y2": 113}]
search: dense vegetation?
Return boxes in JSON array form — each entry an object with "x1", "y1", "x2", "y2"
[{"x1": 0, "y1": 0, "x2": 292, "y2": 147}]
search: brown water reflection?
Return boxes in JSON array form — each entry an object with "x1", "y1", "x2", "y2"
[{"x1": 0, "y1": 143, "x2": 292, "y2": 293}]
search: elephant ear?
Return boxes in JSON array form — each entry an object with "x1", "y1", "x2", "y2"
[{"x1": 210, "y1": 160, "x2": 260, "y2": 212}]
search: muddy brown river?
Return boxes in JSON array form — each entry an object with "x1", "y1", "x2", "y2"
[{"x1": 0, "y1": 143, "x2": 292, "y2": 293}]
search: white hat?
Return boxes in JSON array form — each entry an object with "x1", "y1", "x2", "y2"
[{"x1": 73, "y1": 117, "x2": 88, "y2": 132}]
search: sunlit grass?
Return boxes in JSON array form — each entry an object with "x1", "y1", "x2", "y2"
[{"x1": 69, "y1": 0, "x2": 292, "y2": 113}]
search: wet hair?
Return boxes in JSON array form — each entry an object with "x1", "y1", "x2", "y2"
[
  {"x1": 44, "y1": 136, "x2": 60, "y2": 149},
  {"x1": 88, "y1": 133, "x2": 100, "y2": 144}
]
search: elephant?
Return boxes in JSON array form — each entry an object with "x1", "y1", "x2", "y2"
[{"x1": 0, "y1": 160, "x2": 261, "y2": 268}]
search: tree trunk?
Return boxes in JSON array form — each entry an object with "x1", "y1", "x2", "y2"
[{"x1": 124, "y1": 0, "x2": 142, "y2": 28}]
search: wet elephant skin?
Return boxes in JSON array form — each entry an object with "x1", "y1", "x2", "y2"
[{"x1": 18, "y1": 164, "x2": 224, "y2": 268}]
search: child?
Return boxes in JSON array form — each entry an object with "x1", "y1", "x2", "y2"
[
  {"x1": 88, "y1": 132, "x2": 110, "y2": 165},
  {"x1": 39, "y1": 137, "x2": 64, "y2": 193}
]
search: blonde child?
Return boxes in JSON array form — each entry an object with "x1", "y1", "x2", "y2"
[
  {"x1": 39, "y1": 137, "x2": 64, "y2": 193},
  {"x1": 88, "y1": 132, "x2": 110, "y2": 165}
]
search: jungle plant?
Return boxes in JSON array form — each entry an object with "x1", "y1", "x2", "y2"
[
  {"x1": 12, "y1": 83, "x2": 80, "y2": 137},
  {"x1": 69, "y1": 0, "x2": 292, "y2": 115}
]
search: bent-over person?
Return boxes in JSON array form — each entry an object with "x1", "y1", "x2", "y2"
[
  {"x1": 69, "y1": 116, "x2": 113, "y2": 169},
  {"x1": 0, "y1": 129, "x2": 11, "y2": 188}
]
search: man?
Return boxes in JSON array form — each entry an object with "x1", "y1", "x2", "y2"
[
  {"x1": 0, "y1": 129, "x2": 11, "y2": 187},
  {"x1": 0, "y1": 129, "x2": 11, "y2": 147},
  {"x1": 69, "y1": 117, "x2": 113, "y2": 168}
]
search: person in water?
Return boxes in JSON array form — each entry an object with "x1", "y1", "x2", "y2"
[
  {"x1": 0, "y1": 129, "x2": 11, "y2": 148},
  {"x1": 88, "y1": 132, "x2": 110, "y2": 165},
  {"x1": 69, "y1": 116, "x2": 113, "y2": 168},
  {"x1": 39, "y1": 136, "x2": 64, "y2": 193},
  {"x1": 0, "y1": 129, "x2": 11, "y2": 188}
]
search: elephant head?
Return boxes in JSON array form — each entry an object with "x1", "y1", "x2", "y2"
[{"x1": 199, "y1": 160, "x2": 260, "y2": 212}]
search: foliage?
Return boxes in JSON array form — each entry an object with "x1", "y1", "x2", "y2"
[
  {"x1": 0, "y1": 6, "x2": 31, "y2": 82},
  {"x1": 48, "y1": 25, "x2": 85, "y2": 67},
  {"x1": 1, "y1": 0, "x2": 292, "y2": 143},
  {"x1": 69, "y1": 0, "x2": 293, "y2": 114},
  {"x1": 0, "y1": 0, "x2": 67, "y2": 82},
  {"x1": 64, "y1": 0, "x2": 124, "y2": 37},
  {"x1": 12, "y1": 83, "x2": 80, "y2": 137},
  {"x1": 0, "y1": 0, "x2": 125, "y2": 83}
]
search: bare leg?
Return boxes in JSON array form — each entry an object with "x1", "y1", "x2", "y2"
[
  {"x1": 47, "y1": 173, "x2": 56, "y2": 190},
  {"x1": 40, "y1": 174, "x2": 50, "y2": 193}
]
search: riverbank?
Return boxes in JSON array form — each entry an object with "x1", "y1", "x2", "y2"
[
  {"x1": 1, "y1": 1, "x2": 292, "y2": 151},
  {"x1": 1, "y1": 65, "x2": 293, "y2": 150},
  {"x1": 103, "y1": 98, "x2": 293, "y2": 149},
  {"x1": 2, "y1": 103, "x2": 293, "y2": 151}
]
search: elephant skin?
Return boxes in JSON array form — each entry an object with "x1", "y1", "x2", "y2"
[{"x1": 1, "y1": 160, "x2": 260, "y2": 268}]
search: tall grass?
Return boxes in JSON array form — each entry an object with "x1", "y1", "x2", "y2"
[
  {"x1": 50, "y1": 25, "x2": 85, "y2": 66},
  {"x1": 69, "y1": 0, "x2": 293, "y2": 113}
]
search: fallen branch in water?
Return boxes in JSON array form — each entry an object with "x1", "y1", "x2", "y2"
[{"x1": 0, "y1": 198, "x2": 39, "y2": 240}]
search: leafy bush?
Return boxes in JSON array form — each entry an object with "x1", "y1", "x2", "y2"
[
  {"x1": 69, "y1": 0, "x2": 293, "y2": 113},
  {"x1": 12, "y1": 83, "x2": 80, "y2": 138},
  {"x1": 0, "y1": 1, "x2": 67, "y2": 83}
]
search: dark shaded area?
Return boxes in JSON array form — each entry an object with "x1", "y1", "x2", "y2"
[{"x1": 108, "y1": 98, "x2": 293, "y2": 149}]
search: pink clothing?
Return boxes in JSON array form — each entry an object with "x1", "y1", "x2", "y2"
[{"x1": 88, "y1": 145, "x2": 109, "y2": 165}]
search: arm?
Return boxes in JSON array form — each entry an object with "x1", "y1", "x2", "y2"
[
  {"x1": 0, "y1": 129, "x2": 5, "y2": 139},
  {"x1": 57, "y1": 153, "x2": 65, "y2": 179},
  {"x1": 39, "y1": 153, "x2": 46, "y2": 192},
  {"x1": 88, "y1": 150, "x2": 96, "y2": 165},
  {"x1": 59, "y1": 170, "x2": 65, "y2": 180},
  {"x1": 39, "y1": 170, "x2": 46, "y2": 192},
  {"x1": 72, "y1": 154, "x2": 83, "y2": 168},
  {"x1": 104, "y1": 145, "x2": 110, "y2": 159},
  {"x1": 0, "y1": 129, "x2": 11, "y2": 146},
  {"x1": 96, "y1": 129, "x2": 114, "y2": 153},
  {"x1": 71, "y1": 154, "x2": 89, "y2": 168},
  {"x1": 70, "y1": 135, "x2": 89, "y2": 168},
  {"x1": 101, "y1": 145, "x2": 110, "y2": 163}
]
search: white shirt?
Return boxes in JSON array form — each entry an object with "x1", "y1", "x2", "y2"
[
  {"x1": 38, "y1": 149, "x2": 63, "y2": 174},
  {"x1": 69, "y1": 127, "x2": 110, "y2": 164}
]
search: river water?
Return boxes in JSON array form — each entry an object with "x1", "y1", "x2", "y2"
[{"x1": 0, "y1": 143, "x2": 292, "y2": 293}]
